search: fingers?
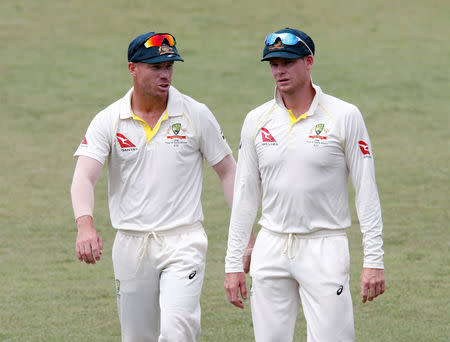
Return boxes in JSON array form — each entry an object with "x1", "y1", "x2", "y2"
[
  {"x1": 224, "y1": 273, "x2": 247, "y2": 309},
  {"x1": 360, "y1": 268, "x2": 386, "y2": 303},
  {"x1": 76, "y1": 237, "x2": 101, "y2": 264},
  {"x1": 93, "y1": 236, "x2": 103, "y2": 261},
  {"x1": 361, "y1": 284, "x2": 368, "y2": 303}
]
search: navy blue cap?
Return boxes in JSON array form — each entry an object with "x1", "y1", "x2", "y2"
[
  {"x1": 261, "y1": 28, "x2": 315, "y2": 61},
  {"x1": 127, "y1": 31, "x2": 184, "y2": 64}
]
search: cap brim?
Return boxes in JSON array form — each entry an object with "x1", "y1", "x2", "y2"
[
  {"x1": 261, "y1": 51, "x2": 306, "y2": 61},
  {"x1": 140, "y1": 54, "x2": 184, "y2": 64}
]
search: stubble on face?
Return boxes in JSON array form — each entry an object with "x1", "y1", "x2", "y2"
[{"x1": 134, "y1": 61, "x2": 174, "y2": 100}]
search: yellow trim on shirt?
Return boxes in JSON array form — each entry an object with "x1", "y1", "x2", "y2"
[
  {"x1": 132, "y1": 111, "x2": 169, "y2": 143},
  {"x1": 288, "y1": 110, "x2": 308, "y2": 133},
  {"x1": 318, "y1": 103, "x2": 345, "y2": 151}
]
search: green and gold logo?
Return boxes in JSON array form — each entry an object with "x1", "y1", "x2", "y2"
[
  {"x1": 315, "y1": 123, "x2": 325, "y2": 135},
  {"x1": 172, "y1": 123, "x2": 181, "y2": 135},
  {"x1": 115, "y1": 279, "x2": 120, "y2": 295}
]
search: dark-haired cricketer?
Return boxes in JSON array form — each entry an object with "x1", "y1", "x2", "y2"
[
  {"x1": 224, "y1": 28, "x2": 385, "y2": 342},
  {"x1": 71, "y1": 31, "x2": 236, "y2": 342}
]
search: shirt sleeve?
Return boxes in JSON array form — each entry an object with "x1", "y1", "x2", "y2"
[
  {"x1": 197, "y1": 105, "x2": 232, "y2": 166},
  {"x1": 225, "y1": 115, "x2": 261, "y2": 273},
  {"x1": 344, "y1": 106, "x2": 384, "y2": 269},
  {"x1": 73, "y1": 110, "x2": 113, "y2": 165}
]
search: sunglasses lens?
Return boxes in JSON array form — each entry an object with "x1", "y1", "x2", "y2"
[
  {"x1": 265, "y1": 33, "x2": 299, "y2": 46},
  {"x1": 144, "y1": 34, "x2": 175, "y2": 48}
]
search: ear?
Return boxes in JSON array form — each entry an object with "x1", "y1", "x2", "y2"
[
  {"x1": 305, "y1": 55, "x2": 314, "y2": 70},
  {"x1": 128, "y1": 62, "x2": 137, "y2": 76}
]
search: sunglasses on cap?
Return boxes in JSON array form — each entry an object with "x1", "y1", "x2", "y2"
[
  {"x1": 144, "y1": 33, "x2": 176, "y2": 48},
  {"x1": 264, "y1": 32, "x2": 314, "y2": 56}
]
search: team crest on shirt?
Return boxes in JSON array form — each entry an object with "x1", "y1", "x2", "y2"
[
  {"x1": 171, "y1": 123, "x2": 181, "y2": 135},
  {"x1": 307, "y1": 123, "x2": 329, "y2": 146},
  {"x1": 166, "y1": 122, "x2": 188, "y2": 147}
]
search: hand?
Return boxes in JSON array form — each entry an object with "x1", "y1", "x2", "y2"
[
  {"x1": 224, "y1": 272, "x2": 247, "y2": 309},
  {"x1": 360, "y1": 268, "x2": 385, "y2": 303},
  {"x1": 75, "y1": 215, "x2": 103, "y2": 264}
]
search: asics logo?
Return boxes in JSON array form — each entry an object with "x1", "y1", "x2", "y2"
[
  {"x1": 337, "y1": 285, "x2": 344, "y2": 295},
  {"x1": 188, "y1": 271, "x2": 197, "y2": 280}
]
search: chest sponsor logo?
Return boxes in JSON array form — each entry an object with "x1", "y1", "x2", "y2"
[
  {"x1": 261, "y1": 127, "x2": 278, "y2": 145},
  {"x1": 116, "y1": 133, "x2": 138, "y2": 151},
  {"x1": 358, "y1": 140, "x2": 371, "y2": 158},
  {"x1": 166, "y1": 122, "x2": 188, "y2": 147},
  {"x1": 307, "y1": 123, "x2": 329, "y2": 146}
]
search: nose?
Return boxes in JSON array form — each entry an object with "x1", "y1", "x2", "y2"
[
  {"x1": 273, "y1": 65, "x2": 285, "y2": 76},
  {"x1": 160, "y1": 67, "x2": 171, "y2": 79}
]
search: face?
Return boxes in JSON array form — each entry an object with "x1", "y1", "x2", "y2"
[
  {"x1": 269, "y1": 56, "x2": 313, "y2": 95},
  {"x1": 129, "y1": 61, "x2": 174, "y2": 99}
]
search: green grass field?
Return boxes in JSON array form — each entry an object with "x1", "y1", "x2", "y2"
[{"x1": 1, "y1": 0, "x2": 449, "y2": 341}]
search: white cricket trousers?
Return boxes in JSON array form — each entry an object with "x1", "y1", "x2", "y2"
[
  {"x1": 250, "y1": 228, "x2": 355, "y2": 342},
  {"x1": 112, "y1": 223, "x2": 207, "y2": 342}
]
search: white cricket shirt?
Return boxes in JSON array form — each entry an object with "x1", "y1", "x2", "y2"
[
  {"x1": 225, "y1": 84, "x2": 384, "y2": 272},
  {"x1": 74, "y1": 86, "x2": 232, "y2": 231}
]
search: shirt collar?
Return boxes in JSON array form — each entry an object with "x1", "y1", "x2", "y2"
[
  {"x1": 118, "y1": 85, "x2": 184, "y2": 120},
  {"x1": 274, "y1": 82, "x2": 323, "y2": 117}
]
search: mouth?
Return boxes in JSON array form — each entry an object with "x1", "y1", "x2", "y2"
[
  {"x1": 158, "y1": 83, "x2": 170, "y2": 90},
  {"x1": 277, "y1": 78, "x2": 289, "y2": 85}
]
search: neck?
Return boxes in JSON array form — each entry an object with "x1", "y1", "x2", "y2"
[
  {"x1": 131, "y1": 87, "x2": 168, "y2": 120},
  {"x1": 280, "y1": 82, "x2": 315, "y2": 118}
]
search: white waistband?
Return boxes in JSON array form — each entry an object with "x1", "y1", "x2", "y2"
[
  {"x1": 261, "y1": 227, "x2": 347, "y2": 239},
  {"x1": 262, "y1": 227, "x2": 347, "y2": 260},
  {"x1": 119, "y1": 221, "x2": 203, "y2": 237}
]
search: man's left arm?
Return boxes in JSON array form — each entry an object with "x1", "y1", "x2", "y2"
[
  {"x1": 212, "y1": 154, "x2": 236, "y2": 208},
  {"x1": 345, "y1": 106, "x2": 386, "y2": 303}
]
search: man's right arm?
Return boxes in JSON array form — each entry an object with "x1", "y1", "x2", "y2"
[
  {"x1": 71, "y1": 156, "x2": 103, "y2": 264},
  {"x1": 224, "y1": 116, "x2": 261, "y2": 308}
]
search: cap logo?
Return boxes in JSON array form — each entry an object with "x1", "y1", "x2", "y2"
[
  {"x1": 159, "y1": 44, "x2": 174, "y2": 55},
  {"x1": 269, "y1": 40, "x2": 285, "y2": 50}
]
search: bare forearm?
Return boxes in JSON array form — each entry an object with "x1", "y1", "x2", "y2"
[
  {"x1": 213, "y1": 154, "x2": 236, "y2": 208},
  {"x1": 70, "y1": 156, "x2": 103, "y2": 220}
]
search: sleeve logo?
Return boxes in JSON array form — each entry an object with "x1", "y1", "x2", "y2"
[{"x1": 358, "y1": 140, "x2": 370, "y2": 155}]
